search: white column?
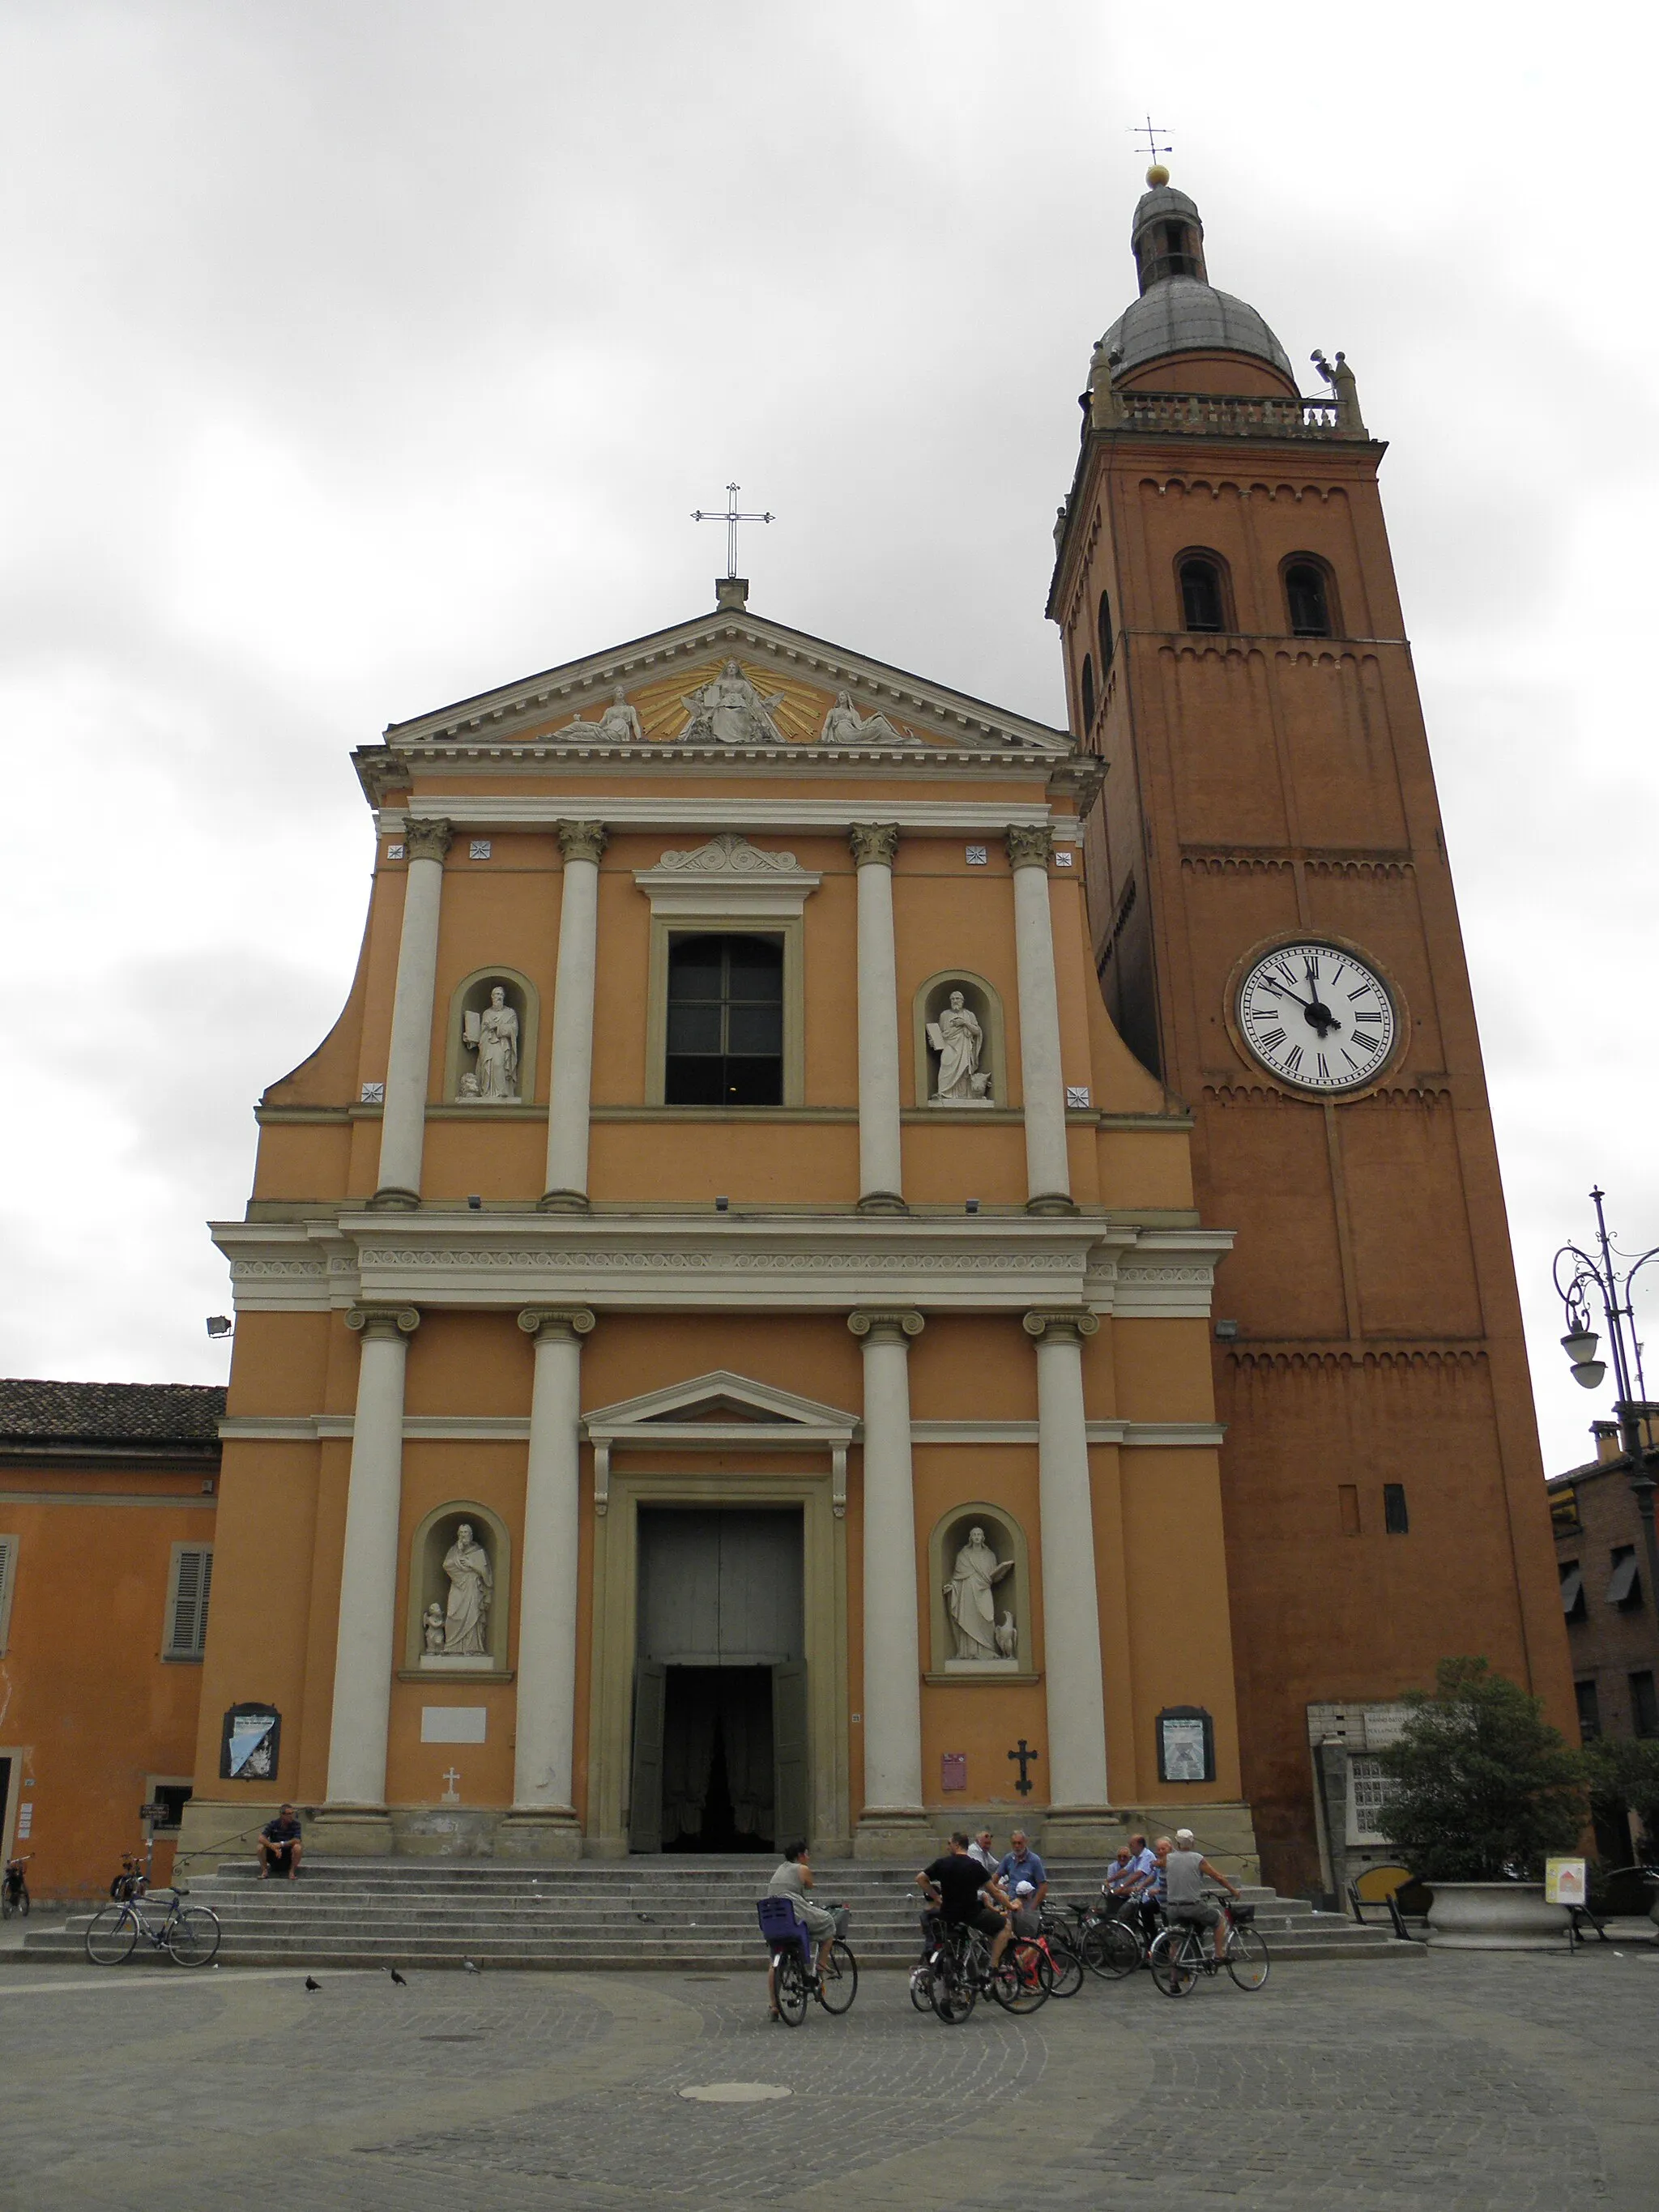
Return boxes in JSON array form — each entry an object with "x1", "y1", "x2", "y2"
[
  {"x1": 1007, "y1": 824, "x2": 1073, "y2": 1213},
  {"x1": 849, "y1": 823, "x2": 904, "y2": 1213},
  {"x1": 541, "y1": 820, "x2": 608, "y2": 1211},
  {"x1": 324, "y1": 1305, "x2": 419, "y2": 1822},
  {"x1": 1024, "y1": 1310, "x2": 1111, "y2": 1822},
  {"x1": 849, "y1": 1308, "x2": 927, "y2": 1853},
  {"x1": 505, "y1": 1305, "x2": 595, "y2": 1854},
  {"x1": 372, "y1": 818, "x2": 451, "y2": 1208}
]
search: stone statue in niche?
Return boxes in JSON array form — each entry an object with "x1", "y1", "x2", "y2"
[
  {"x1": 928, "y1": 991, "x2": 992, "y2": 1104},
  {"x1": 461, "y1": 987, "x2": 519, "y2": 1102},
  {"x1": 818, "y1": 689, "x2": 915, "y2": 746},
  {"x1": 676, "y1": 660, "x2": 786, "y2": 746},
  {"x1": 422, "y1": 1602, "x2": 446, "y2": 1654},
  {"x1": 441, "y1": 1523, "x2": 493, "y2": 1656},
  {"x1": 559, "y1": 684, "x2": 645, "y2": 744},
  {"x1": 945, "y1": 1524, "x2": 1014, "y2": 1664}
]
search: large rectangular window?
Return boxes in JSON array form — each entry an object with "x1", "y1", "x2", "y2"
[
  {"x1": 1631, "y1": 1670, "x2": 1659, "y2": 1739},
  {"x1": 663, "y1": 934, "x2": 784, "y2": 1106},
  {"x1": 1574, "y1": 1678, "x2": 1601, "y2": 1741}
]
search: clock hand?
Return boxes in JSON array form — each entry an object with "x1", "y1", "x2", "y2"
[{"x1": 1257, "y1": 977, "x2": 1316, "y2": 1012}]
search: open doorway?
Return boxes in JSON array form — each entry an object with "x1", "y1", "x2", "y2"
[{"x1": 661, "y1": 1666, "x2": 774, "y2": 1852}]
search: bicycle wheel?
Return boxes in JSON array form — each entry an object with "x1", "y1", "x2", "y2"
[
  {"x1": 1225, "y1": 1927, "x2": 1270, "y2": 1990},
  {"x1": 167, "y1": 1905, "x2": 222, "y2": 1968},
  {"x1": 909, "y1": 1961, "x2": 936, "y2": 2014},
  {"x1": 774, "y1": 1951, "x2": 808, "y2": 2026},
  {"x1": 932, "y1": 1954, "x2": 976, "y2": 2025},
  {"x1": 989, "y1": 1940, "x2": 1050, "y2": 2014},
  {"x1": 817, "y1": 1941, "x2": 858, "y2": 2014},
  {"x1": 1082, "y1": 1920, "x2": 1141, "y2": 1980},
  {"x1": 1043, "y1": 1933, "x2": 1085, "y2": 1998},
  {"x1": 84, "y1": 1905, "x2": 138, "y2": 1965},
  {"x1": 1148, "y1": 1928, "x2": 1200, "y2": 1997}
]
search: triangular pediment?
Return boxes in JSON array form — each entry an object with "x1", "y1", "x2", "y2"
[
  {"x1": 376, "y1": 607, "x2": 1073, "y2": 761},
  {"x1": 584, "y1": 1369, "x2": 859, "y2": 1437}
]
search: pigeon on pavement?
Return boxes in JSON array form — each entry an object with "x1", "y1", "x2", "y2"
[
  {"x1": 463, "y1": 1958, "x2": 480, "y2": 1974},
  {"x1": 304, "y1": 1976, "x2": 321, "y2": 1993},
  {"x1": 389, "y1": 1967, "x2": 407, "y2": 1986}
]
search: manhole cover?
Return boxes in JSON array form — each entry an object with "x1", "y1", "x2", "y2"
[{"x1": 679, "y1": 2082, "x2": 792, "y2": 2104}]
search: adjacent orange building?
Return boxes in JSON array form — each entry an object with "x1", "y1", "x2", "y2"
[{"x1": 168, "y1": 170, "x2": 1568, "y2": 1893}]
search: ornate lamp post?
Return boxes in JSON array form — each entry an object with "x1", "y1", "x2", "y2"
[{"x1": 1553, "y1": 1187, "x2": 1659, "y2": 1613}]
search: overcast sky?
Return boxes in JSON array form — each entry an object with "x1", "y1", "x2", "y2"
[{"x1": 3, "y1": 2, "x2": 1654, "y2": 1477}]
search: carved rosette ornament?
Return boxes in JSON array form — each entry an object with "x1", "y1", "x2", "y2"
[
  {"x1": 847, "y1": 822, "x2": 901, "y2": 868},
  {"x1": 847, "y1": 1309, "x2": 926, "y2": 1345},
  {"x1": 345, "y1": 1304, "x2": 421, "y2": 1340},
  {"x1": 557, "y1": 820, "x2": 609, "y2": 865},
  {"x1": 1004, "y1": 824, "x2": 1054, "y2": 872},
  {"x1": 1021, "y1": 1309, "x2": 1099, "y2": 1343},
  {"x1": 402, "y1": 817, "x2": 454, "y2": 865},
  {"x1": 516, "y1": 1306, "x2": 596, "y2": 1342}
]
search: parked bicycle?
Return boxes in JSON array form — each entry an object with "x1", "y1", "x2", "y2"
[
  {"x1": 1060, "y1": 1894, "x2": 1148, "y2": 1980},
  {"x1": 109, "y1": 1852, "x2": 149, "y2": 1903},
  {"x1": 2, "y1": 1854, "x2": 30, "y2": 1919},
  {"x1": 84, "y1": 1886, "x2": 221, "y2": 1968},
  {"x1": 756, "y1": 1896, "x2": 858, "y2": 2026},
  {"x1": 1147, "y1": 1898, "x2": 1269, "y2": 1997}
]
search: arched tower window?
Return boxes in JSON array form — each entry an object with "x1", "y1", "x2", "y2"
[
  {"x1": 1179, "y1": 555, "x2": 1227, "y2": 634},
  {"x1": 1080, "y1": 653, "x2": 1096, "y2": 730},
  {"x1": 1097, "y1": 590, "x2": 1114, "y2": 674},
  {"x1": 1285, "y1": 560, "x2": 1335, "y2": 638}
]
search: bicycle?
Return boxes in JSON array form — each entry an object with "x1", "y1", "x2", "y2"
[
  {"x1": 109, "y1": 1852, "x2": 149, "y2": 1903},
  {"x1": 2, "y1": 1854, "x2": 30, "y2": 1919},
  {"x1": 927, "y1": 1918, "x2": 1051, "y2": 2024},
  {"x1": 84, "y1": 1886, "x2": 222, "y2": 1968},
  {"x1": 1147, "y1": 1899, "x2": 1269, "y2": 1997},
  {"x1": 1061, "y1": 1893, "x2": 1149, "y2": 1980},
  {"x1": 756, "y1": 1897, "x2": 858, "y2": 2027},
  {"x1": 1029, "y1": 1908, "x2": 1085, "y2": 1997}
]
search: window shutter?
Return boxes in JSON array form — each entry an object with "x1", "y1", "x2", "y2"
[
  {"x1": 0, "y1": 1535, "x2": 15, "y2": 1652},
  {"x1": 168, "y1": 1546, "x2": 214, "y2": 1658}
]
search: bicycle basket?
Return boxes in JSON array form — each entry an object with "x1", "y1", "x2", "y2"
[{"x1": 1228, "y1": 1903, "x2": 1256, "y2": 1924}]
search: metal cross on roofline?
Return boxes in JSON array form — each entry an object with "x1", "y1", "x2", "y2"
[
  {"x1": 692, "y1": 481, "x2": 774, "y2": 580},
  {"x1": 1131, "y1": 114, "x2": 1172, "y2": 163}
]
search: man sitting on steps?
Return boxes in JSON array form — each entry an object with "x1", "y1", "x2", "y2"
[{"x1": 258, "y1": 1805, "x2": 304, "y2": 1882}]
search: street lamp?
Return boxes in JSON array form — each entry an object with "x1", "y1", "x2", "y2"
[{"x1": 1553, "y1": 1187, "x2": 1659, "y2": 1617}]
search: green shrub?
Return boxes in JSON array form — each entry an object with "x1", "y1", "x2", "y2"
[
  {"x1": 1374, "y1": 1656, "x2": 1586, "y2": 1883},
  {"x1": 1583, "y1": 1735, "x2": 1659, "y2": 1855}
]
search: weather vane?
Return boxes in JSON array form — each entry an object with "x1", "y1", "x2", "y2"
[
  {"x1": 1131, "y1": 115, "x2": 1172, "y2": 166},
  {"x1": 692, "y1": 482, "x2": 774, "y2": 581}
]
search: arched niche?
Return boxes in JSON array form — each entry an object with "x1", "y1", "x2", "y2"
[
  {"x1": 441, "y1": 965, "x2": 539, "y2": 1106},
  {"x1": 911, "y1": 970, "x2": 1007, "y2": 1110},
  {"x1": 403, "y1": 1499, "x2": 513, "y2": 1674},
  {"x1": 927, "y1": 1502, "x2": 1034, "y2": 1678}
]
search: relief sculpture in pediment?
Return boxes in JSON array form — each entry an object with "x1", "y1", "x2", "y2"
[
  {"x1": 557, "y1": 684, "x2": 645, "y2": 744},
  {"x1": 818, "y1": 688, "x2": 916, "y2": 746},
  {"x1": 676, "y1": 659, "x2": 788, "y2": 746}
]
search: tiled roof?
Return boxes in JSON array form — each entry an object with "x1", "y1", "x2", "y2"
[{"x1": 0, "y1": 1379, "x2": 226, "y2": 1445}]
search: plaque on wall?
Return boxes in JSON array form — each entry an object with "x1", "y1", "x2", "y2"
[
  {"x1": 220, "y1": 1703, "x2": 281, "y2": 1782},
  {"x1": 1155, "y1": 1705, "x2": 1214, "y2": 1785}
]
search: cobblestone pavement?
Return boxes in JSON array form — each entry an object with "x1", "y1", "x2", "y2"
[{"x1": 6, "y1": 1949, "x2": 1657, "y2": 2211}]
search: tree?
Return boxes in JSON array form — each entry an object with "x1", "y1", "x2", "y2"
[
  {"x1": 1583, "y1": 1734, "x2": 1659, "y2": 1855},
  {"x1": 1373, "y1": 1656, "x2": 1586, "y2": 1882}
]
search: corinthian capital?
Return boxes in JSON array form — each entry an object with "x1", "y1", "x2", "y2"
[
  {"x1": 402, "y1": 818, "x2": 454, "y2": 865},
  {"x1": 346, "y1": 1304, "x2": 420, "y2": 1340},
  {"x1": 557, "y1": 820, "x2": 609, "y2": 864},
  {"x1": 1021, "y1": 1308, "x2": 1099, "y2": 1343},
  {"x1": 847, "y1": 822, "x2": 900, "y2": 868},
  {"x1": 517, "y1": 1306, "x2": 596, "y2": 1342},
  {"x1": 1005, "y1": 824, "x2": 1054, "y2": 872},
  {"x1": 847, "y1": 1308, "x2": 925, "y2": 1344}
]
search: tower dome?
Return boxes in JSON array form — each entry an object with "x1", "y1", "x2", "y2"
[{"x1": 1097, "y1": 180, "x2": 1294, "y2": 389}]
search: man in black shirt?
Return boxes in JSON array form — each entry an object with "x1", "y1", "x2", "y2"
[
  {"x1": 917, "y1": 1831, "x2": 1011, "y2": 1970},
  {"x1": 258, "y1": 1805, "x2": 304, "y2": 1881}
]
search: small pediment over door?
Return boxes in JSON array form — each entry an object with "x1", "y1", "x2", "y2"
[{"x1": 582, "y1": 1371, "x2": 860, "y2": 1517}]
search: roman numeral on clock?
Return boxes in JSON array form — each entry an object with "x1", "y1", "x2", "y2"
[
  {"x1": 1256, "y1": 1027, "x2": 1286, "y2": 1051},
  {"x1": 1284, "y1": 1046, "x2": 1304, "y2": 1075}
]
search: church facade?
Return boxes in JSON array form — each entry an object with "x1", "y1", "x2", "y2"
[{"x1": 183, "y1": 173, "x2": 1569, "y2": 1886}]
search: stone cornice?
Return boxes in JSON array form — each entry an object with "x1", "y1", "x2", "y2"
[{"x1": 369, "y1": 795, "x2": 1085, "y2": 839}]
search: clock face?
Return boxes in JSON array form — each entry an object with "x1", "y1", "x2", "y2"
[{"x1": 1236, "y1": 942, "x2": 1397, "y2": 1092}]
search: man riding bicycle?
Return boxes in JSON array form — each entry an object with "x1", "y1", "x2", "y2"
[
  {"x1": 1163, "y1": 1826, "x2": 1242, "y2": 1965},
  {"x1": 917, "y1": 1831, "x2": 1012, "y2": 1972}
]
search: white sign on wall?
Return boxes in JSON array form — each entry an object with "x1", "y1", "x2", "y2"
[{"x1": 420, "y1": 1707, "x2": 487, "y2": 1745}]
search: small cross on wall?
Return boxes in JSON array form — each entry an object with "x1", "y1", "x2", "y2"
[
  {"x1": 441, "y1": 1767, "x2": 462, "y2": 1804},
  {"x1": 1008, "y1": 1739, "x2": 1040, "y2": 1796}
]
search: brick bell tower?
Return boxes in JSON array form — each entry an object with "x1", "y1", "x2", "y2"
[{"x1": 1048, "y1": 165, "x2": 1572, "y2": 1892}]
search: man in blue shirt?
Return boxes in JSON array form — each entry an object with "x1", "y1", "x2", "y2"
[{"x1": 996, "y1": 1831, "x2": 1047, "y2": 1907}]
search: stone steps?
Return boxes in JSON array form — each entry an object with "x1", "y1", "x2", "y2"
[{"x1": 19, "y1": 1857, "x2": 1418, "y2": 1969}]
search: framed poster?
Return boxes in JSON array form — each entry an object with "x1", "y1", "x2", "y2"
[
  {"x1": 1155, "y1": 1706, "x2": 1214, "y2": 1785},
  {"x1": 220, "y1": 1703, "x2": 281, "y2": 1783}
]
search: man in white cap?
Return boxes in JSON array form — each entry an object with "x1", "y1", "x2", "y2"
[{"x1": 1163, "y1": 1827, "x2": 1241, "y2": 1965}]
